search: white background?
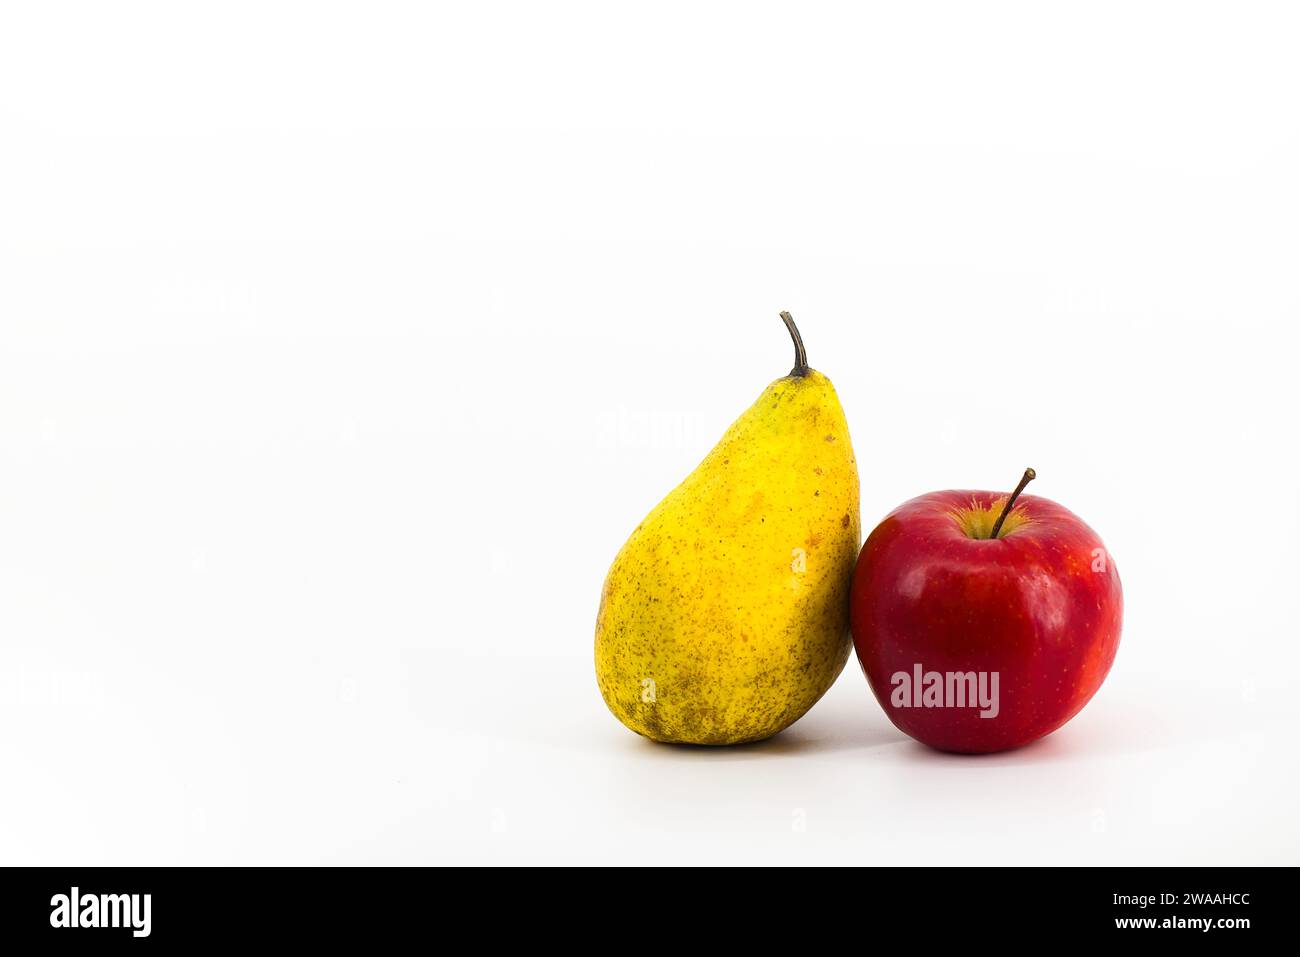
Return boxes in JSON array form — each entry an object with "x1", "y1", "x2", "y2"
[{"x1": 2, "y1": 2, "x2": 1297, "y2": 865}]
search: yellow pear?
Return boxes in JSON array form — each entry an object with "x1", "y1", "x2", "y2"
[{"x1": 595, "y1": 313, "x2": 860, "y2": 745}]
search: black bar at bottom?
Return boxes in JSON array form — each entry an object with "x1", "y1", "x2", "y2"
[{"x1": 0, "y1": 866, "x2": 1281, "y2": 945}]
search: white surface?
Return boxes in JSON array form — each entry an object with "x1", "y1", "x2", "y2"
[{"x1": 2, "y1": 2, "x2": 1298, "y2": 866}]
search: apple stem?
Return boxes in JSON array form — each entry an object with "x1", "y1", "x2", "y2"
[
  {"x1": 780, "y1": 311, "x2": 810, "y2": 377},
  {"x1": 989, "y1": 468, "x2": 1036, "y2": 539}
]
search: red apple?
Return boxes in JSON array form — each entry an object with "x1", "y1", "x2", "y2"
[{"x1": 850, "y1": 470, "x2": 1122, "y2": 753}]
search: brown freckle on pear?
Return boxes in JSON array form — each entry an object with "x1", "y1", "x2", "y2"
[{"x1": 841, "y1": 514, "x2": 850, "y2": 528}]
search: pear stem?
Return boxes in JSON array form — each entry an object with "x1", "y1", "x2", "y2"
[
  {"x1": 989, "y1": 468, "x2": 1036, "y2": 539},
  {"x1": 779, "y1": 311, "x2": 810, "y2": 377}
]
